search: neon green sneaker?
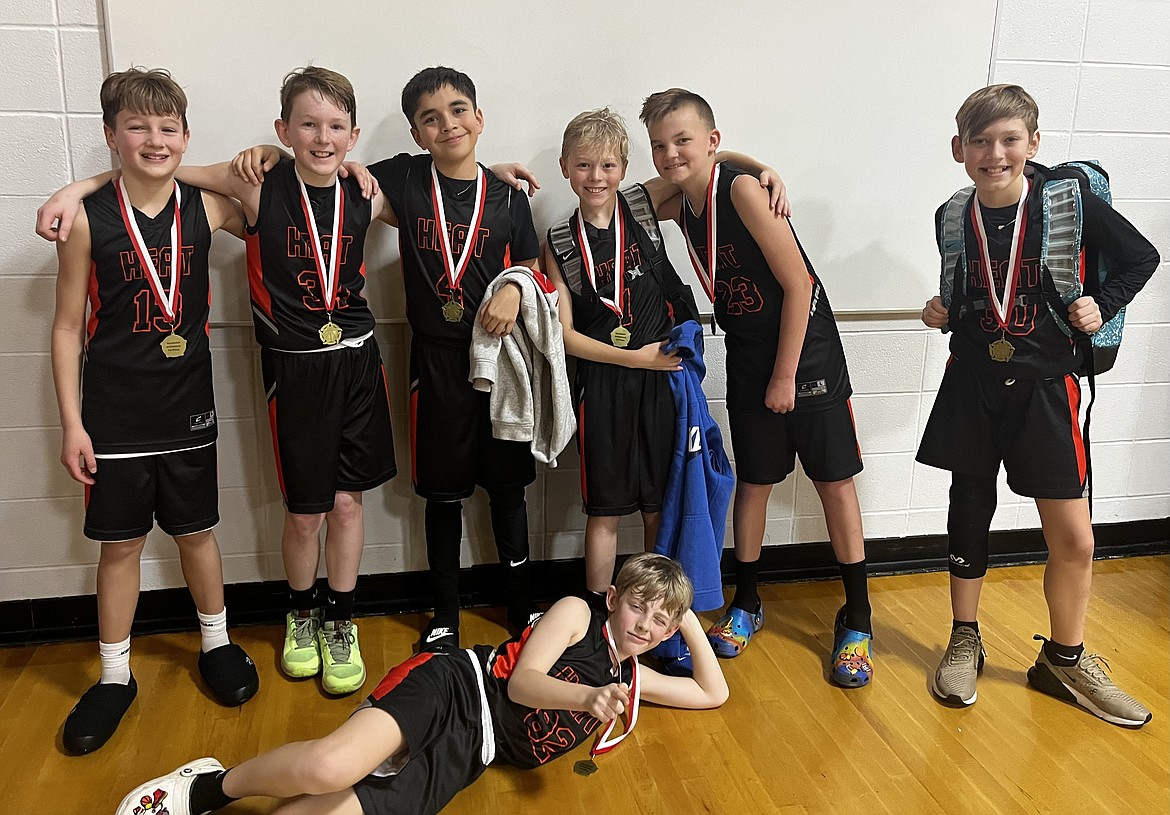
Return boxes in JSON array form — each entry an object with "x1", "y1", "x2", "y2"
[
  {"x1": 318, "y1": 619, "x2": 366, "y2": 696},
  {"x1": 281, "y1": 609, "x2": 321, "y2": 678}
]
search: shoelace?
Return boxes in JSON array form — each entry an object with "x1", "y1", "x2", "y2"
[
  {"x1": 1078, "y1": 653, "x2": 1114, "y2": 687},
  {"x1": 325, "y1": 624, "x2": 355, "y2": 663},
  {"x1": 947, "y1": 630, "x2": 980, "y2": 664},
  {"x1": 292, "y1": 617, "x2": 316, "y2": 648}
]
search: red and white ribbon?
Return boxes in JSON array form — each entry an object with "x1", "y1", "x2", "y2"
[
  {"x1": 590, "y1": 621, "x2": 641, "y2": 758},
  {"x1": 116, "y1": 179, "x2": 182, "y2": 324},
  {"x1": 971, "y1": 176, "x2": 1030, "y2": 331},
  {"x1": 294, "y1": 169, "x2": 344, "y2": 312},
  {"x1": 683, "y1": 162, "x2": 720, "y2": 303},
  {"x1": 431, "y1": 164, "x2": 487, "y2": 297},
  {"x1": 575, "y1": 200, "x2": 626, "y2": 317}
]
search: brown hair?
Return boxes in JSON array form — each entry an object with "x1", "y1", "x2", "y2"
[
  {"x1": 639, "y1": 88, "x2": 716, "y2": 130},
  {"x1": 614, "y1": 554, "x2": 693, "y2": 625},
  {"x1": 280, "y1": 66, "x2": 357, "y2": 126},
  {"x1": 100, "y1": 67, "x2": 188, "y2": 130},
  {"x1": 561, "y1": 107, "x2": 630, "y2": 162},
  {"x1": 955, "y1": 84, "x2": 1038, "y2": 144}
]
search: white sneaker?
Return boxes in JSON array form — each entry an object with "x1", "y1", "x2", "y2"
[{"x1": 114, "y1": 757, "x2": 224, "y2": 815}]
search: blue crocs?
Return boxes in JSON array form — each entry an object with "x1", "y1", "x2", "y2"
[
  {"x1": 830, "y1": 606, "x2": 873, "y2": 688},
  {"x1": 649, "y1": 630, "x2": 693, "y2": 677},
  {"x1": 706, "y1": 603, "x2": 764, "y2": 658}
]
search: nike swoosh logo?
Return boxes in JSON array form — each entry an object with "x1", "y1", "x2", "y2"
[
  {"x1": 426, "y1": 627, "x2": 453, "y2": 644},
  {"x1": 509, "y1": 558, "x2": 528, "y2": 568}
]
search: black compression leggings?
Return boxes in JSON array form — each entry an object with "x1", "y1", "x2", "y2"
[{"x1": 947, "y1": 472, "x2": 998, "y2": 579}]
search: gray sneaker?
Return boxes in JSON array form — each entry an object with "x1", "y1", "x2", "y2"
[
  {"x1": 1027, "y1": 636, "x2": 1152, "y2": 728},
  {"x1": 932, "y1": 625, "x2": 985, "y2": 706}
]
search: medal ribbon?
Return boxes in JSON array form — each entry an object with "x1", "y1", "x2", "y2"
[
  {"x1": 590, "y1": 621, "x2": 641, "y2": 758},
  {"x1": 575, "y1": 200, "x2": 626, "y2": 318},
  {"x1": 971, "y1": 176, "x2": 1029, "y2": 331},
  {"x1": 682, "y1": 162, "x2": 720, "y2": 303},
  {"x1": 431, "y1": 164, "x2": 487, "y2": 298},
  {"x1": 295, "y1": 170, "x2": 344, "y2": 313},
  {"x1": 116, "y1": 179, "x2": 183, "y2": 324}
]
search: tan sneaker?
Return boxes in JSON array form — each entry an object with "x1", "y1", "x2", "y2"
[
  {"x1": 1027, "y1": 636, "x2": 1152, "y2": 728},
  {"x1": 931, "y1": 625, "x2": 985, "y2": 706}
]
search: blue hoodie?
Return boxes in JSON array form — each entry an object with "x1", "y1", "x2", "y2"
[{"x1": 653, "y1": 321, "x2": 735, "y2": 612}]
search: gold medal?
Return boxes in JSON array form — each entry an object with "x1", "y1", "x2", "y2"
[
  {"x1": 610, "y1": 326, "x2": 631, "y2": 348},
  {"x1": 573, "y1": 759, "x2": 599, "y2": 776},
  {"x1": 988, "y1": 337, "x2": 1015, "y2": 363},
  {"x1": 442, "y1": 300, "x2": 465, "y2": 323},
  {"x1": 160, "y1": 332, "x2": 187, "y2": 358},
  {"x1": 319, "y1": 320, "x2": 343, "y2": 346}
]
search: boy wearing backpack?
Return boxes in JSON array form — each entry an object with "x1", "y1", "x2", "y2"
[{"x1": 918, "y1": 84, "x2": 1158, "y2": 726}]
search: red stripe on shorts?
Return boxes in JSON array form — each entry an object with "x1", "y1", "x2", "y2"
[
  {"x1": 370, "y1": 652, "x2": 434, "y2": 701},
  {"x1": 1064, "y1": 374, "x2": 1087, "y2": 486}
]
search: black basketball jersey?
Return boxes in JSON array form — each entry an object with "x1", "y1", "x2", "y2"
[
  {"x1": 943, "y1": 176, "x2": 1077, "y2": 379},
  {"x1": 245, "y1": 159, "x2": 375, "y2": 352},
  {"x1": 368, "y1": 153, "x2": 540, "y2": 346},
  {"x1": 476, "y1": 608, "x2": 629, "y2": 769},
  {"x1": 548, "y1": 191, "x2": 673, "y2": 348},
  {"x1": 681, "y1": 163, "x2": 851, "y2": 411},
  {"x1": 81, "y1": 180, "x2": 216, "y2": 455}
]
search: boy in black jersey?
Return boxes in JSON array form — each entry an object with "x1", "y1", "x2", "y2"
[
  {"x1": 640, "y1": 89, "x2": 876, "y2": 688},
  {"x1": 112, "y1": 554, "x2": 728, "y2": 815},
  {"x1": 919, "y1": 85, "x2": 1156, "y2": 726},
  {"x1": 543, "y1": 109, "x2": 782, "y2": 659},
  {"x1": 41, "y1": 66, "x2": 400, "y2": 696},
  {"x1": 47, "y1": 68, "x2": 257, "y2": 755}
]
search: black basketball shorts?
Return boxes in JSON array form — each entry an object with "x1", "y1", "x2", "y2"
[
  {"x1": 576, "y1": 361, "x2": 675, "y2": 515},
  {"x1": 917, "y1": 359, "x2": 1088, "y2": 499},
  {"x1": 84, "y1": 442, "x2": 219, "y2": 541},
  {"x1": 355, "y1": 651, "x2": 489, "y2": 815},
  {"x1": 728, "y1": 397, "x2": 863, "y2": 485},
  {"x1": 262, "y1": 339, "x2": 397, "y2": 514},
  {"x1": 409, "y1": 339, "x2": 535, "y2": 501}
]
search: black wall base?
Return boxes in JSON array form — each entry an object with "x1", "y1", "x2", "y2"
[{"x1": 3, "y1": 518, "x2": 1166, "y2": 647}]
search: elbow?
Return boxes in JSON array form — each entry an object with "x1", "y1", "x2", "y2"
[{"x1": 708, "y1": 684, "x2": 730, "y2": 709}]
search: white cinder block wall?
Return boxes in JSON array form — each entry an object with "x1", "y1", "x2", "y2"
[{"x1": 1, "y1": 0, "x2": 1166, "y2": 602}]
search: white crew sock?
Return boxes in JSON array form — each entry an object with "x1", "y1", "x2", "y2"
[
  {"x1": 99, "y1": 636, "x2": 132, "y2": 685},
  {"x1": 197, "y1": 607, "x2": 231, "y2": 653}
]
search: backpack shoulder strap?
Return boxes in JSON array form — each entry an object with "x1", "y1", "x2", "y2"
[
  {"x1": 548, "y1": 217, "x2": 584, "y2": 296},
  {"x1": 939, "y1": 186, "x2": 974, "y2": 316},
  {"x1": 620, "y1": 183, "x2": 662, "y2": 250},
  {"x1": 1040, "y1": 177, "x2": 1084, "y2": 308}
]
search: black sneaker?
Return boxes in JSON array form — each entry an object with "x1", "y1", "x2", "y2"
[
  {"x1": 62, "y1": 674, "x2": 138, "y2": 755},
  {"x1": 418, "y1": 618, "x2": 459, "y2": 654},
  {"x1": 198, "y1": 643, "x2": 259, "y2": 707},
  {"x1": 507, "y1": 605, "x2": 544, "y2": 636}
]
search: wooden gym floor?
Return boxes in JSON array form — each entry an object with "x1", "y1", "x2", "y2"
[{"x1": 2, "y1": 556, "x2": 1166, "y2": 814}]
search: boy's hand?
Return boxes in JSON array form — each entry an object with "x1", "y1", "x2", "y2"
[
  {"x1": 479, "y1": 282, "x2": 522, "y2": 336},
  {"x1": 757, "y1": 168, "x2": 791, "y2": 218},
  {"x1": 765, "y1": 375, "x2": 796, "y2": 413},
  {"x1": 36, "y1": 188, "x2": 86, "y2": 242},
  {"x1": 231, "y1": 145, "x2": 284, "y2": 185},
  {"x1": 626, "y1": 341, "x2": 683, "y2": 371},
  {"x1": 586, "y1": 683, "x2": 630, "y2": 722},
  {"x1": 339, "y1": 161, "x2": 380, "y2": 199},
  {"x1": 490, "y1": 163, "x2": 541, "y2": 197},
  {"x1": 1067, "y1": 296, "x2": 1103, "y2": 334},
  {"x1": 921, "y1": 296, "x2": 948, "y2": 329},
  {"x1": 61, "y1": 425, "x2": 97, "y2": 485}
]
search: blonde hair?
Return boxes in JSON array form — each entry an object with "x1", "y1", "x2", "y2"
[
  {"x1": 101, "y1": 67, "x2": 188, "y2": 130},
  {"x1": 639, "y1": 88, "x2": 716, "y2": 130},
  {"x1": 955, "y1": 84, "x2": 1038, "y2": 144},
  {"x1": 280, "y1": 66, "x2": 357, "y2": 126},
  {"x1": 614, "y1": 554, "x2": 693, "y2": 624},
  {"x1": 561, "y1": 108, "x2": 630, "y2": 163}
]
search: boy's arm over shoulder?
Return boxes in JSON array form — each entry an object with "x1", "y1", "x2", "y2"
[
  {"x1": 175, "y1": 162, "x2": 262, "y2": 224},
  {"x1": 640, "y1": 610, "x2": 729, "y2": 709},
  {"x1": 36, "y1": 171, "x2": 117, "y2": 242},
  {"x1": 506, "y1": 181, "x2": 541, "y2": 267},
  {"x1": 201, "y1": 190, "x2": 246, "y2": 239},
  {"x1": 1081, "y1": 193, "x2": 1160, "y2": 324},
  {"x1": 507, "y1": 597, "x2": 630, "y2": 723},
  {"x1": 51, "y1": 208, "x2": 97, "y2": 485}
]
